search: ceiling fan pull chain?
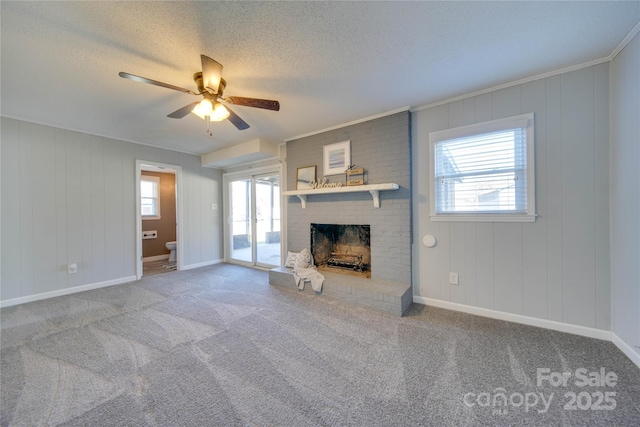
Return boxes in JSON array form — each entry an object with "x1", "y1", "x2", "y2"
[{"x1": 206, "y1": 116, "x2": 213, "y2": 136}]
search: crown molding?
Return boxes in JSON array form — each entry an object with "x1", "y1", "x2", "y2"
[
  {"x1": 412, "y1": 21, "x2": 640, "y2": 113},
  {"x1": 285, "y1": 106, "x2": 410, "y2": 142},
  {"x1": 609, "y1": 20, "x2": 640, "y2": 60},
  {"x1": 0, "y1": 114, "x2": 201, "y2": 156},
  {"x1": 411, "y1": 56, "x2": 610, "y2": 113}
]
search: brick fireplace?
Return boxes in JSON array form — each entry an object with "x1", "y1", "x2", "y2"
[
  {"x1": 284, "y1": 111, "x2": 412, "y2": 286},
  {"x1": 270, "y1": 111, "x2": 412, "y2": 315}
]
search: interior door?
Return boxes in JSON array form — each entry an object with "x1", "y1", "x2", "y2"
[{"x1": 227, "y1": 170, "x2": 281, "y2": 267}]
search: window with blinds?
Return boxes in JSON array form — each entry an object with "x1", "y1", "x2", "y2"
[
  {"x1": 141, "y1": 175, "x2": 161, "y2": 220},
  {"x1": 429, "y1": 113, "x2": 536, "y2": 222}
]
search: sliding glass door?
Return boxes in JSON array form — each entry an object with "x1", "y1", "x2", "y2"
[
  {"x1": 255, "y1": 172, "x2": 281, "y2": 265},
  {"x1": 226, "y1": 168, "x2": 281, "y2": 267},
  {"x1": 229, "y1": 178, "x2": 253, "y2": 263}
]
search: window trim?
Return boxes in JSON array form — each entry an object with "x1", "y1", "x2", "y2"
[
  {"x1": 429, "y1": 113, "x2": 536, "y2": 222},
  {"x1": 141, "y1": 175, "x2": 161, "y2": 220}
]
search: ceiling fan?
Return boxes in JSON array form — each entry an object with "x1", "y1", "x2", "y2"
[{"x1": 119, "y1": 55, "x2": 280, "y2": 135}]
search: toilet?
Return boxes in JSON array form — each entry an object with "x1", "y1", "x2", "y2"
[{"x1": 165, "y1": 241, "x2": 177, "y2": 262}]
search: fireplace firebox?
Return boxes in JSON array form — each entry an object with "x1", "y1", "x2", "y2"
[{"x1": 310, "y1": 224, "x2": 371, "y2": 278}]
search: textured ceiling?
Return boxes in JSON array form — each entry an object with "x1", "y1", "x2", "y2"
[{"x1": 1, "y1": 1, "x2": 639, "y2": 155}]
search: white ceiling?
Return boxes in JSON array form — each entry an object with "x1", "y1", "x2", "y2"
[{"x1": 2, "y1": 1, "x2": 638, "y2": 155}]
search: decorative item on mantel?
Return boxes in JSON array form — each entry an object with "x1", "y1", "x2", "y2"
[
  {"x1": 346, "y1": 165, "x2": 365, "y2": 186},
  {"x1": 296, "y1": 165, "x2": 317, "y2": 190},
  {"x1": 323, "y1": 140, "x2": 351, "y2": 176},
  {"x1": 282, "y1": 183, "x2": 399, "y2": 209},
  {"x1": 308, "y1": 177, "x2": 342, "y2": 189}
]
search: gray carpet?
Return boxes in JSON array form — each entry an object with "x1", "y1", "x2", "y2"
[{"x1": 1, "y1": 263, "x2": 639, "y2": 426}]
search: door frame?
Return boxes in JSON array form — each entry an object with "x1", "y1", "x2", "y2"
[
  {"x1": 135, "y1": 159, "x2": 184, "y2": 279},
  {"x1": 222, "y1": 164, "x2": 283, "y2": 267}
]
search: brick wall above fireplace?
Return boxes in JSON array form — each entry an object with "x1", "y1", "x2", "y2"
[{"x1": 285, "y1": 111, "x2": 411, "y2": 285}]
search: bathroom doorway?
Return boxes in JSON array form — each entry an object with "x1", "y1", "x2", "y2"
[{"x1": 135, "y1": 160, "x2": 183, "y2": 279}]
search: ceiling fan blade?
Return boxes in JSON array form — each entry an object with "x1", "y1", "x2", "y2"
[
  {"x1": 225, "y1": 107, "x2": 250, "y2": 130},
  {"x1": 119, "y1": 72, "x2": 198, "y2": 95},
  {"x1": 225, "y1": 96, "x2": 280, "y2": 111},
  {"x1": 201, "y1": 55, "x2": 223, "y2": 94},
  {"x1": 167, "y1": 101, "x2": 200, "y2": 119}
]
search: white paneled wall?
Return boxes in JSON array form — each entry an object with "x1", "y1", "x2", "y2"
[
  {"x1": 610, "y1": 31, "x2": 640, "y2": 359},
  {"x1": 1, "y1": 118, "x2": 223, "y2": 303},
  {"x1": 412, "y1": 64, "x2": 610, "y2": 330}
]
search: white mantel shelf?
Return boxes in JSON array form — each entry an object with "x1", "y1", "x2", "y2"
[{"x1": 282, "y1": 183, "x2": 399, "y2": 208}]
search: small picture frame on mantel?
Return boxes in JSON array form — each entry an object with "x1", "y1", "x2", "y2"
[
  {"x1": 346, "y1": 167, "x2": 365, "y2": 186},
  {"x1": 323, "y1": 140, "x2": 351, "y2": 176},
  {"x1": 296, "y1": 165, "x2": 317, "y2": 190}
]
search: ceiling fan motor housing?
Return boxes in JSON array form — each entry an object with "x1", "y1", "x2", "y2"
[{"x1": 194, "y1": 72, "x2": 226, "y2": 98}]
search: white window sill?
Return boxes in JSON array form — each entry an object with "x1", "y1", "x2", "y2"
[
  {"x1": 429, "y1": 214, "x2": 537, "y2": 223},
  {"x1": 142, "y1": 215, "x2": 161, "y2": 221}
]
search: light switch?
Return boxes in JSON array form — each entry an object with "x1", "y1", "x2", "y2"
[{"x1": 449, "y1": 272, "x2": 459, "y2": 285}]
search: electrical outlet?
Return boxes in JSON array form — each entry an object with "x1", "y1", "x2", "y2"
[
  {"x1": 449, "y1": 272, "x2": 459, "y2": 285},
  {"x1": 211, "y1": 203, "x2": 218, "y2": 210},
  {"x1": 68, "y1": 263, "x2": 78, "y2": 274}
]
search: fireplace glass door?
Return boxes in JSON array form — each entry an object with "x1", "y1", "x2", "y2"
[{"x1": 227, "y1": 171, "x2": 281, "y2": 267}]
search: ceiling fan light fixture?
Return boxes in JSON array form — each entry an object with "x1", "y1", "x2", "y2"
[
  {"x1": 193, "y1": 98, "x2": 213, "y2": 117},
  {"x1": 191, "y1": 99, "x2": 229, "y2": 122},
  {"x1": 210, "y1": 103, "x2": 230, "y2": 122}
]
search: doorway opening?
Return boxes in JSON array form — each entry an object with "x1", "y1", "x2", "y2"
[
  {"x1": 224, "y1": 166, "x2": 282, "y2": 268},
  {"x1": 136, "y1": 160, "x2": 183, "y2": 279}
]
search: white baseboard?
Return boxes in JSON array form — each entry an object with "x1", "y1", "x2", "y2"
[
  {"x1": 0, "y1": 261, "x2": 224, "y2": 307},
  {"x1": 612, "y1": 333, "x2": 640, "y2": 369},
  {"x1": 182, "y1": 259, "x2": 223, "y2": 271},
  {"x1": 413, "y1": 296, "x2": 612, "y2": 341},
  {"x1": 0, "y1": 275, "x2": 137, "y2": 308},
  {"x1": 143, "y1": 254, "x2": 169, "y2": 262}
]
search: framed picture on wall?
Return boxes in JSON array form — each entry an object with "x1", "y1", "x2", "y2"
[
  {"x1": 296, "y1": 165, "x2": 317, "y2": 190},
  {"x1": 323, "y1": 140, "x2": 351, "y2": 176}
]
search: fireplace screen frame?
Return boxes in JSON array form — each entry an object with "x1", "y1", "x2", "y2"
[{"x1": 310, "y1": 223, "x2": 371, "y2": 277}]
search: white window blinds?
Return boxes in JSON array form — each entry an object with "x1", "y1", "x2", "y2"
[{"x1": 429, "y1": 113, "x2": 535, "y2": 222}]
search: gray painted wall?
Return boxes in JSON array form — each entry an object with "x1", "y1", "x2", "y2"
[
  {"x1": 412, "y1": 64, "x2": 611, "y2": 330},
  {"x1": 286, "y1": 112, "x2": 411, "y2": 284},
  {"x1": 610, "y1": 31, "x2": 640, "y2": 352},
  {"x1": 1, "y1": 117, "x2": 223, "y2": 301}
]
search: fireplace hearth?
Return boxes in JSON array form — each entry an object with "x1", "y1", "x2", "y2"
[{"x1": 311, "y1": 224, "x2": 371, "y2": 278}]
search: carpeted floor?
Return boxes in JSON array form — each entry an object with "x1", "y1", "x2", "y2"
[{"x1": 1, "y1": 263, "x2": 639, "y2": 426}]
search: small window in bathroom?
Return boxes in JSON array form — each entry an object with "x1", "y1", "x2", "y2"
[{"x1": 141, "y1": 176, "x2": 161, "y2": 220}]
